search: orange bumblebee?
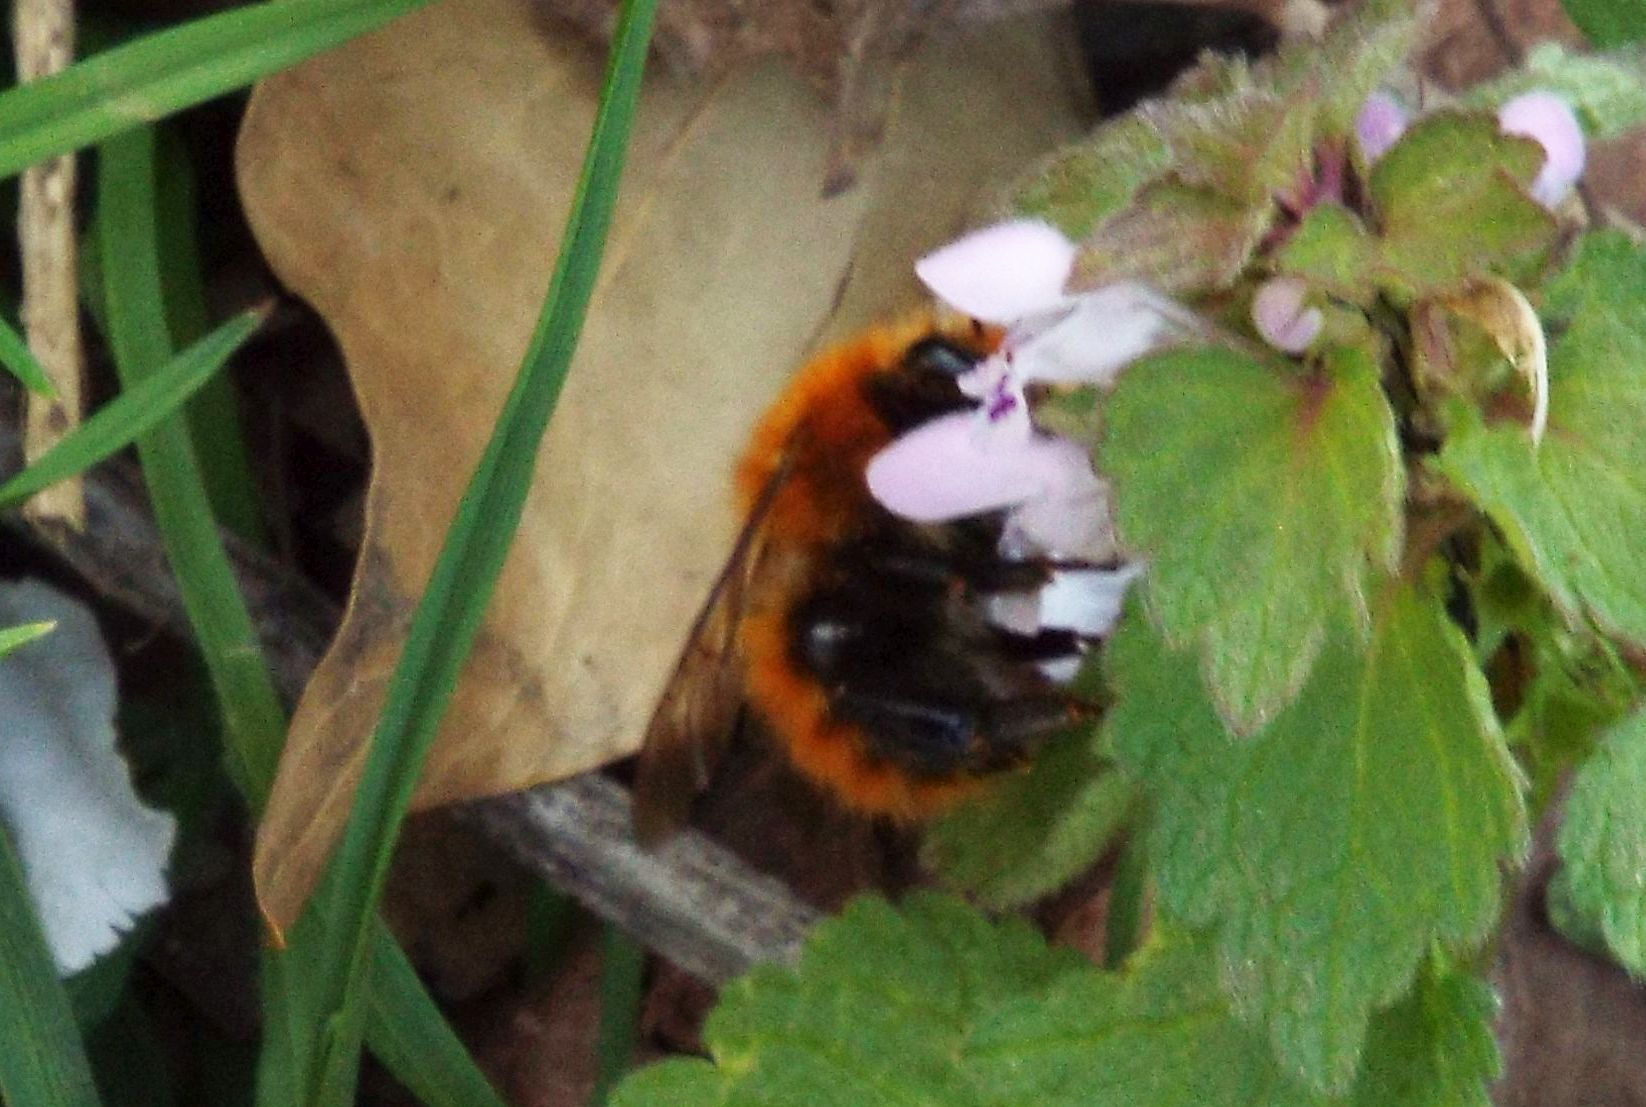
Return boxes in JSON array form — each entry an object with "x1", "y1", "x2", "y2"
[{"x1": 633, "y1": 315, "x2": 1095, "y2": 841}]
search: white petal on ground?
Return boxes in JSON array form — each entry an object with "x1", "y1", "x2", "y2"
[
  {"x1": 866, "y1": 412, "x2": 1095, "y2": 523},
  {"x1": 1009, "y1": 282, "x2": 1199, "y2": 386},
  {"x1": 914, "y1": 219, "x2": 1076, "y2": 324},
  {"x1": 0, "y1": 580, "x2": 175, "y2": 975},
  {"x1": 1498, "y1": 90, "x2": 1586, "y2": 208}
]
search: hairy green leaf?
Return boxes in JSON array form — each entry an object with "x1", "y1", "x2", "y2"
[
  {"x1": 1556, "y1": 708, "x2": 1646, "y2": 976},
  {"x1": 1348, "y1": 968, "x2": 1500, "y2": 1107},
  {"x1": 1276, "y1": 204, "x2": 1378, "y2": 304},
  {"x1": 1106, "y1": 585, "x2": 1526, "y2": 1090},
  {"x1": 1438, "y1": 231, "x2": 1646, "y2": 644},
  {"x1": 613, "y1": 894, "x2": 1085, "y2": 1107},
  {"x1": 614, "y1": 895, "x2": 1502, "y2": 1107},
  {"x1": 1009, "y1": 114, "x2": 1171, "y2": 239},
  {"x1": 1558, "y1": 0, "x2": 1646, "y2": 47},
  {"x1": 1369, "y1": 112, "x2": 1556, "y2": 297},
  {"x1": 922, "y1": 729, "x2": 1133, "y2": 909},
  {"x1": 1102, "y1": 344, "x2": 1402, "y2": 732}
]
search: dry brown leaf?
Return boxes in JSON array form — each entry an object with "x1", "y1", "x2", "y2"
[{"x1": 239, "y1": 0, "x2": 1088, "y2": 932}]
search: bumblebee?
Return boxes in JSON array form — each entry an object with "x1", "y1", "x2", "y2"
[{"x1": 633, "y1": 315, "x2": 1094, "y2": 840}]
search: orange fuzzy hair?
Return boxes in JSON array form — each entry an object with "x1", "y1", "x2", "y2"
[{"x1": 733, "y1": 315, "x2": 1002, "y2": 819}]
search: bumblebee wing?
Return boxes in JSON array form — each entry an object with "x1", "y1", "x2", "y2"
[{"x1": 632, "y1": 452, "x2": 795, "y2": 844}]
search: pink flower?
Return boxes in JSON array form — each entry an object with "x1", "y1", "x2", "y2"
[
  {"x1": 1497, "y1": 91, "x2": 1585, "y2": 208},
  {"x1": 1355, "y1": 92, "x2": 1409, "y2": 163},
  {"x1": 1251, "y1": 277, "x2": 1323, "y2": 354}
]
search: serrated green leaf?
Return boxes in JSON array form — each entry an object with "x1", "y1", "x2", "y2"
[
  {"x1": 967, "y1": 935, "x2": 1326, "y2": 1107},
  {"x1": 1102, "y1": 344, "x2": 1402, "y2": 732},
  {"x1": 1073, "y1": 180, "x2": 1273, "y2": 295},
  {"x1": 1437, "y1": 231, "x2": 1646, "y2": 645},
  {"x1": 1008, "y1": 114, "x2": 1171, "y2": 239},
  {"x1": 1144, "y1": 90, "x2": 1315, "y2": 205},
  {"x1": 921, "y1": 729, "x2": 1133, "y2": 909},
  {"x1": 1559, "y1": 0, "x2": 1646, "y2": 48},
  {"x1": 1556, "y1": 708, "x2": 1646, "y2": 976},
  {"x1": 1276, "y1": 203, "x2": 1378, "y2": 304},
  {"x1": 1369, "y1": 111, "x2": 1556, "y2": 297},
  {"x1": 1467, "y1": 42, "x2": 1646, "y2": 140},
  {"x1": 1349, "y1": 968, "x2": 1500, "y2": 1107},
  {"x1": 1106, "y1": 584, "x2": 1527, "y2": 1090},
  {"x1": 612, "y1": 894, "x2": 1084, "y2": 1107}
]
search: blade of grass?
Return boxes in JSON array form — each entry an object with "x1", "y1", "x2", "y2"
[
  {"x1": 591, "y1": 926, "x2": 646, "y2": 1105},
  {"x1": 284, "y1": 0, "x2": 659, "y2": 1098},
  {"x1": 0, "y1": 309, "x2": 264, "y2": 510},
  {"x1": 0, "y1": 620, "x2": 55, "y2": 659},
  {"x1": 0, "y1": 821, "x2": 102, "y2": 1107},
  {"x1": 0, "y1": 0, "x2": 436, "y2": 181},
  {"x1": 0, "y1": 311, "x2": 57, "y2": 398},
  {"x1": 97, "y1": 124, "x2": 507, "y2": 1107},
  {"x1": 154, "y1": 124, "x2": 269, "y2": 547}
]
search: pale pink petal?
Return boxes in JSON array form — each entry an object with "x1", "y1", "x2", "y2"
[
  {"x1": 1009, "y1": 283, "x2": 1190, "y2": 387},
  {"x1": 1036, "y1": 564, "x2": 1146, "y2": 638},
  {"x1": 1355, "y1": 92, "x2": 1409, "y2": 162},
  {"x1": 1000, "y1": 468, "x2": 1119, "y2": 563},
  {"x1": 915, "y1": 220, "x2": 1075, "y2": 324},
  {"x1": 1252, "y1": 277, "x2": 1323, "y2": 354},
  {"x1": 985, "y1": 591, "x2": 1042, "y2": 636},
  {"x1": 1499, "y1": 91, "x2": 1585, "y2": 208},
  {"x1": 866, "y1": 413, "x2": 1093, "y2": 522}
]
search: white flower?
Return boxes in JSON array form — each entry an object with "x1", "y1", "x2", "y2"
[{"x1": 0, "y1": 580, "x2": 175, "y2": 975}]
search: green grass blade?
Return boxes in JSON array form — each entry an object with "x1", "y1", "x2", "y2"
[
  {"x1": 592, "y1": 926, "x2": 646, "y2": 1105},
  {"x1": 0, "y1": 620, "x2": 55, "y2": 659},
  {"x1": 0, "y1": 822, "x2": 102, "y2": 1107},
  {"x1": 154, "y1": 125, "x2": 270, "y2": 547},
  {"x1": 99, "y1": 118, "x2": 504, "y2": 1107},
  {"x1": 0, "y1": 0, "x2": 435, "y2": 181},
  {"x1": 0, "y1": 309, "x2": 263, "y2": 511},
  {"x1": 288, "y1": 0, "x2": 659, "y2": 1097},
  {"x1": 0, "y1": 311, "x2": 57, "y2": 398},
  {"x1": 364, "y1": 931, "x2": 509, "y2": 1107},
  {"x1": 97, "y1": 124, "x2": 284, "y2": 800}
]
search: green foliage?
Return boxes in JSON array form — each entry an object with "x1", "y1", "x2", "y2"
[
  {"x1": 1010, "y1": 114, "x2": 1170, "y2": 239},
  {"x1": 1438, "y1": 232, "x2": 1646, "y2": 644},
  {"x1": 1105, "y1": 586, "x2": 1526, "y2": 1090},
  {"x1": 1555, "y1": 708, "x2": 1646, "y2": 976},
  {"x1": 922, "y1": 729, "x2": 1133, "y2": 909},
  {"x1": 0, "y1": 310, "x2": 57, "y2": 397},
  {"x1": 1367, "y1": 112, "x2": 1556, "y2": 296},
  {"x1": 1347, "y1": 968, "x2": 1500, "y2": 1107},
  {"x1": 614, "y1": 895, "x2": 1085, "y2": 1107},
  {"x1": 0, "y1": 620, "x2": 55, "y2": 659},
  {"x1": 0, "y1": 822, "x2": 101, "y2": 1107},
  {"x1": 1276, "y1": 204, "x2": 1377, "y2": 303},
  {"x1": 0, "y1": 310, "x2": 264, "y2": 511},
  {"x1": 615, "y1": 896, "x2": 1503, "y2": 1107},
  {"x1": 1559, "y1": 0, "x2": 1646, "y2": 48},
  {"x1": 1103, "y1": 344, "x2": 1402, "y2": 733},
  {"x1": 0, "y1": 0, "x2": 438, "y2": 181}
]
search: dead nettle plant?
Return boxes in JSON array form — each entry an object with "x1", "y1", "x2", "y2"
[{"x1": 614, "y1": 1, "x2": 1646, "y2": 1103}]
